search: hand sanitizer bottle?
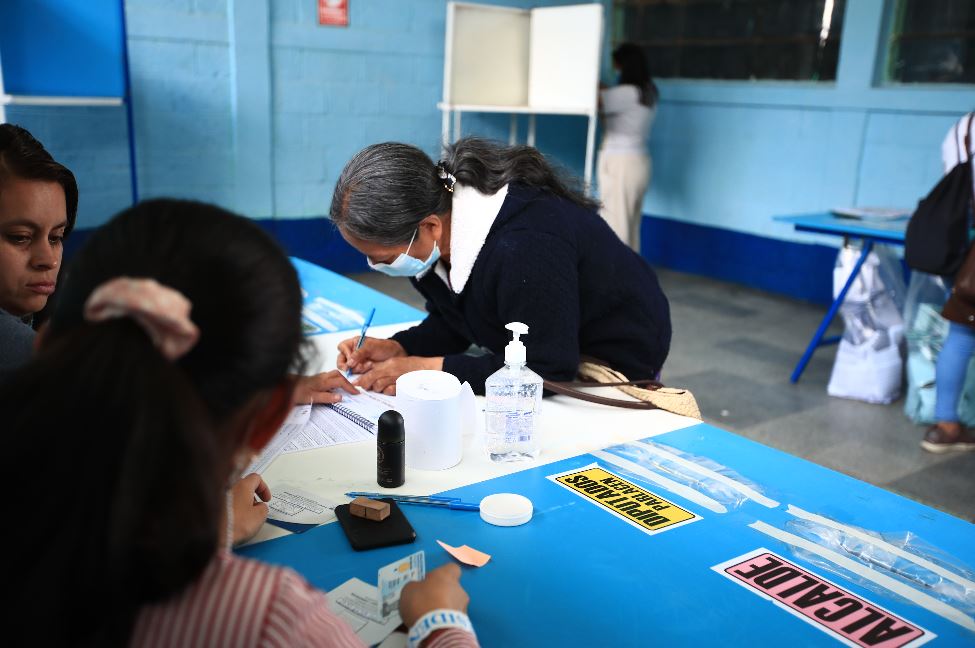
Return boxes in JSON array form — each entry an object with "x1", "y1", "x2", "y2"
[{"x1": 485, "y1": 322, "x2": 542, "y2": 462}]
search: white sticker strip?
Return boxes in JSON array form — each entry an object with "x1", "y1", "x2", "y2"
[
  {"x1": 591, "y1": 450, "x2": 728, "y2": 514},
  {"x1": 786, "y1": 505, "x2": 975, "y2": 593},
  {"x1": 749, "y1": 520, "x2": 975, "y2": 633},
  {"x1": 630, "y1": 440, "x2": 780, "y2": 508}
]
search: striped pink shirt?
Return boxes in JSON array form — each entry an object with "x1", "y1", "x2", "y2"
[{"x1": 130, "y1": 553, "x2": 478, "y2": 648}]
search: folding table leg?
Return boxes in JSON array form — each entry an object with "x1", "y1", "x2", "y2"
[{"x1": 790, "y1": 239, "x2": 874, "y2": 383}]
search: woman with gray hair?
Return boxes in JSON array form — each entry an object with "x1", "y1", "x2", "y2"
[{"x1": 326, "y1": 137, "x2": 672, "y2": 395}]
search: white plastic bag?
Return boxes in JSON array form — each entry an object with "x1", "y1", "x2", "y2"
[
  {"x1": 827, "y1": 244, "x2": 907, "y2": 404},
  {"x1": 903, "y1": 271, "x2": 975, "y2": 425}
]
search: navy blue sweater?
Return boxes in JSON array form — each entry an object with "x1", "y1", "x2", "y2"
[{"x1": 392, "y1": 184, "x2": 671, "y2": 394}]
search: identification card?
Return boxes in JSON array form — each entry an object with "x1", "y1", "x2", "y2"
[{"x1": 377, "y1": 550, "x2": 426, "y2": 618}]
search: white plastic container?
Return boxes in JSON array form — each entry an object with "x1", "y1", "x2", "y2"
[
  {"x1": 484, "y1": 322, "x2": 542, "y2": 462},
  {"x1": 396, "y1": 370, "x2": 464, "y2": 470}
]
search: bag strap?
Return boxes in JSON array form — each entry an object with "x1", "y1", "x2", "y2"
[
  {"x1": 543, "y1": 380, "x2": 659, "y2": 410},
  {"x1": 967, "y1": 113, "x2": 975, "y2": 228},
  {"x1": 965, "y1": 112, "x2": 973, "y2": 163},
  {"x1": 574, "y1": 355, "x2": 664, "y2": 389},
  {"x1": 563, "y1": 377, "x2": 664, "y2": 389}
]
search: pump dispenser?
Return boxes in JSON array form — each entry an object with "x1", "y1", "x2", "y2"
[
  {"x1": 504, "y1": 322, "x2": 528, "y2": 365},
  {"x1": 484, "y1": 321, "x2": 543, "y2": 462}
]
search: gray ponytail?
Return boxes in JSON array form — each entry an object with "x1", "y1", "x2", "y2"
[
  {"x1": 442, "y1": 137, "x2": 598, "y2": 211},
  {"x1": 330, "y1": 137, "x2": 598, "y2": 245}
]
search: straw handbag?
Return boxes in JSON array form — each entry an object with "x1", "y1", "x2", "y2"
[{"x1": 544, "y1": 360, "x2": 702, "y2": 420}]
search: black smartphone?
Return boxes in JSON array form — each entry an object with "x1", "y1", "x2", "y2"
[{"x1": 334, "y1": 498, "x2": 417, "y2": 551}]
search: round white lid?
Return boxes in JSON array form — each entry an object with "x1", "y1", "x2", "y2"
[{"x1": 479, "y1": 493, "x2": 533, "y2": 527}]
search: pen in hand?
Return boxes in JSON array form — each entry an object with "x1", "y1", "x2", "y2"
[{"x1": 346, "y1": 307, "x2": 376, "y2": 378}]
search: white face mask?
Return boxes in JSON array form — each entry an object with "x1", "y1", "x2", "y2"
[{"x1": 368, "y1": 229, "x2": 441, "y2": 278}]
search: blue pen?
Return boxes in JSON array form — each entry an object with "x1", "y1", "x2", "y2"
[
  {"x1": 346, "y1": 492, "x2": 480, "y2": 511},
  {"x1": 346, "y1": 307, "x2": 376, "y2": 378},
  {"x1": 429, "y1": 501, "x2": 480, "y2": 511},
  {"x1": 346, "y1": 491, "x2": 458, "y2": 503}
]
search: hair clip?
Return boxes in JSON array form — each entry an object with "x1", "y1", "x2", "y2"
[
  {"x1": 84, "y1": 277, "x2": 200, "y2": 361},
  {"x1": 436, "y1": 161, "x2": 457, "y2": 193}
]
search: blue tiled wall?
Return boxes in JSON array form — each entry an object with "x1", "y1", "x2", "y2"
[
  {"x1": 4, "y1": 0, "x2": 974, "y2": 304},
  {"x1": 7, "y1": 0, "x2": 596, "y2": 230},
  {"x1": 3, "y1": 105, "x2": 131, "y2": 229}
]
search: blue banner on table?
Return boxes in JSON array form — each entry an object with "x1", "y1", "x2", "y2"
[{"x1": 291, "y1": 257, "x2": 424, "y2": 335}]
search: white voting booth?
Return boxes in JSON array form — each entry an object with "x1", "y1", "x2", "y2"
[{"x1": 439, "y1": 2, "x2": 603, "y2": 185}]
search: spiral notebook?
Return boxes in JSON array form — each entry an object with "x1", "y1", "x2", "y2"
[
  {"x1": 328, "y1": 402, "x2": 377, "y2": 432},
  {"x1": 282, "y1": 391, "x2": 396, "y2": 453},
  {"x1": 324, "y1": 391, "x2": 397, "y2": 433},
  {"x1": 247, "y1": 391, "x2": 397, "y2": 474}
]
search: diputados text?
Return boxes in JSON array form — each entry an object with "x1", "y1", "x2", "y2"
[{"x1": 547, "y1": 464, "x2": 700, "y2": 535}]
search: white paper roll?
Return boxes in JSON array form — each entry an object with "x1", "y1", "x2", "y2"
[{"x1": 396, "y1": 370, "x2": 466, "y2": 471}]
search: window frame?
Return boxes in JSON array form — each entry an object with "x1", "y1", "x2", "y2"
[
  {"x1": 877, "y1": 0, "x2": 975, "y2": 87},
  {"x1": 602, "y1": 0, "x2": 973, "y2": 115},
  {"x1": 610, "y1": 0, "x2": 847, "y2": 84}
]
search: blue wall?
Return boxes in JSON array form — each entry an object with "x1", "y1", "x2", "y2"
[
  {"x1": 6, "y1": 0, "x2": 587, "y2": 228},
  {"x1": 0, "y1": 0, "x2": 126, "y2": 97},
  {"x1": 4, "y1": 0, "x2": 974, "y2": 302},
  {"x1": 640, "y1": 1, "x2": 974, "y2": 302}
]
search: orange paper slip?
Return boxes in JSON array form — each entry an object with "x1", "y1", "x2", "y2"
[{"x1": 436, "y1": 540, "x2": 491, "y2": 567}]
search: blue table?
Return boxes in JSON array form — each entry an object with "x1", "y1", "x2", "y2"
[
  {"x1": 291, "y1": 257, "x2": 424, "y2": 335},
  {"x1": 774, "y1": 213, "x2": 908, "y2": 383},
  {"x1": 241, "y1": 422, "x2": 974, "y2": 646},
  {"x1": 251, "y1": 259, "x2": 973, "y2": 645}
]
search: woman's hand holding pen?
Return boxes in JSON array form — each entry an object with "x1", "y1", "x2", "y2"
[
  {"x1": 337, "y1": 337, "x2": 443, "y2": 394},
  {"x1": 337, "y1": 336, "x2": 406, "y2": 374},
  {"x1": 355, "y1": 355, "x2": 443, "y2": 395}
]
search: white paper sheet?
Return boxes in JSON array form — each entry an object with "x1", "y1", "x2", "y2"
[
  {"x1": 831, "y1": 206, "x2": 911, "y2": 221},
  {"x1": 245, "y1": 404, "x2": 312, "y2": 474},
  {"x1": 328, "y1": 578, "x2": 403, "y2": 646},
  {"x1": 267, "y1": 486, "x2": 337, "y2": 526},
  {"x1": 376, "y1": 632, "x2": 407, "y2": 648},
  {"x1": 282, "y1": 406, "x2": 373, "y2": 451}
]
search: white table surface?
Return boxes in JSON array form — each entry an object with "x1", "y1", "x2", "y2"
[{"x1": 249, "y1": 325, "x2": 699, "y2": 544}]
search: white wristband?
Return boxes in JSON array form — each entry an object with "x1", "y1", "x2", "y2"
[{"x1": 407, "y1": 609, "x2": 475, "y2": 648}]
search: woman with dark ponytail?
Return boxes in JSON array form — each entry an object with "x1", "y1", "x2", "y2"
[
  {"x1": 5, "y1": 199, "x2": 477, "y2": 646},
  {"x1": 598, "y1": 43, "x2": 658, "y2": 252},
  {"x1": 329, "y1": 137, "x2": 671, "y2": 395}
]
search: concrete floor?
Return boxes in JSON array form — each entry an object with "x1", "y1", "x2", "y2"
[{"x1": 348, "y1": 268, "x2": 975, "y2": 522}]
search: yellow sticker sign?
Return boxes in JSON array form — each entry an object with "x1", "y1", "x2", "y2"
[{"x1": 548, "y1": 463, "x2": 700, "y2": 535}]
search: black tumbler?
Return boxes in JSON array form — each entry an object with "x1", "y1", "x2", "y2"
[{"x1": 377, "y1": 410, "x2": 405, "y2": 488}]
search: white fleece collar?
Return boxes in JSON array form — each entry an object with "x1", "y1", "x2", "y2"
[{"x1": 433, "y1": 183, "x2": 508, "y2": 294}]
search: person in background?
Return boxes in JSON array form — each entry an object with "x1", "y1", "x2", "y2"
[
  {"x1": 597, "y1": 43, "x2": 658, "y2": 253},
  {"x1": 0, "y1": 123, "x2": 77, "y2": 381},
  {"x1": 4, "y1": 199, "x2": 478, "y2": 647},
  {"x1": 922, "y1": 112, "x2": 975, "y2": 453},
  {"x1": 325, "y1": 137, "x2": 671, "y2": 396}
]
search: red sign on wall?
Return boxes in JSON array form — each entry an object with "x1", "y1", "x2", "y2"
[{"x1": 318, "y1": 0, "x2": 349, "y2": 27}]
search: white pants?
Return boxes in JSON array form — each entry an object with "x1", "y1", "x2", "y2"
[{"x1": 597, "y1": 151, "x2": 651, "y2": 252}]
